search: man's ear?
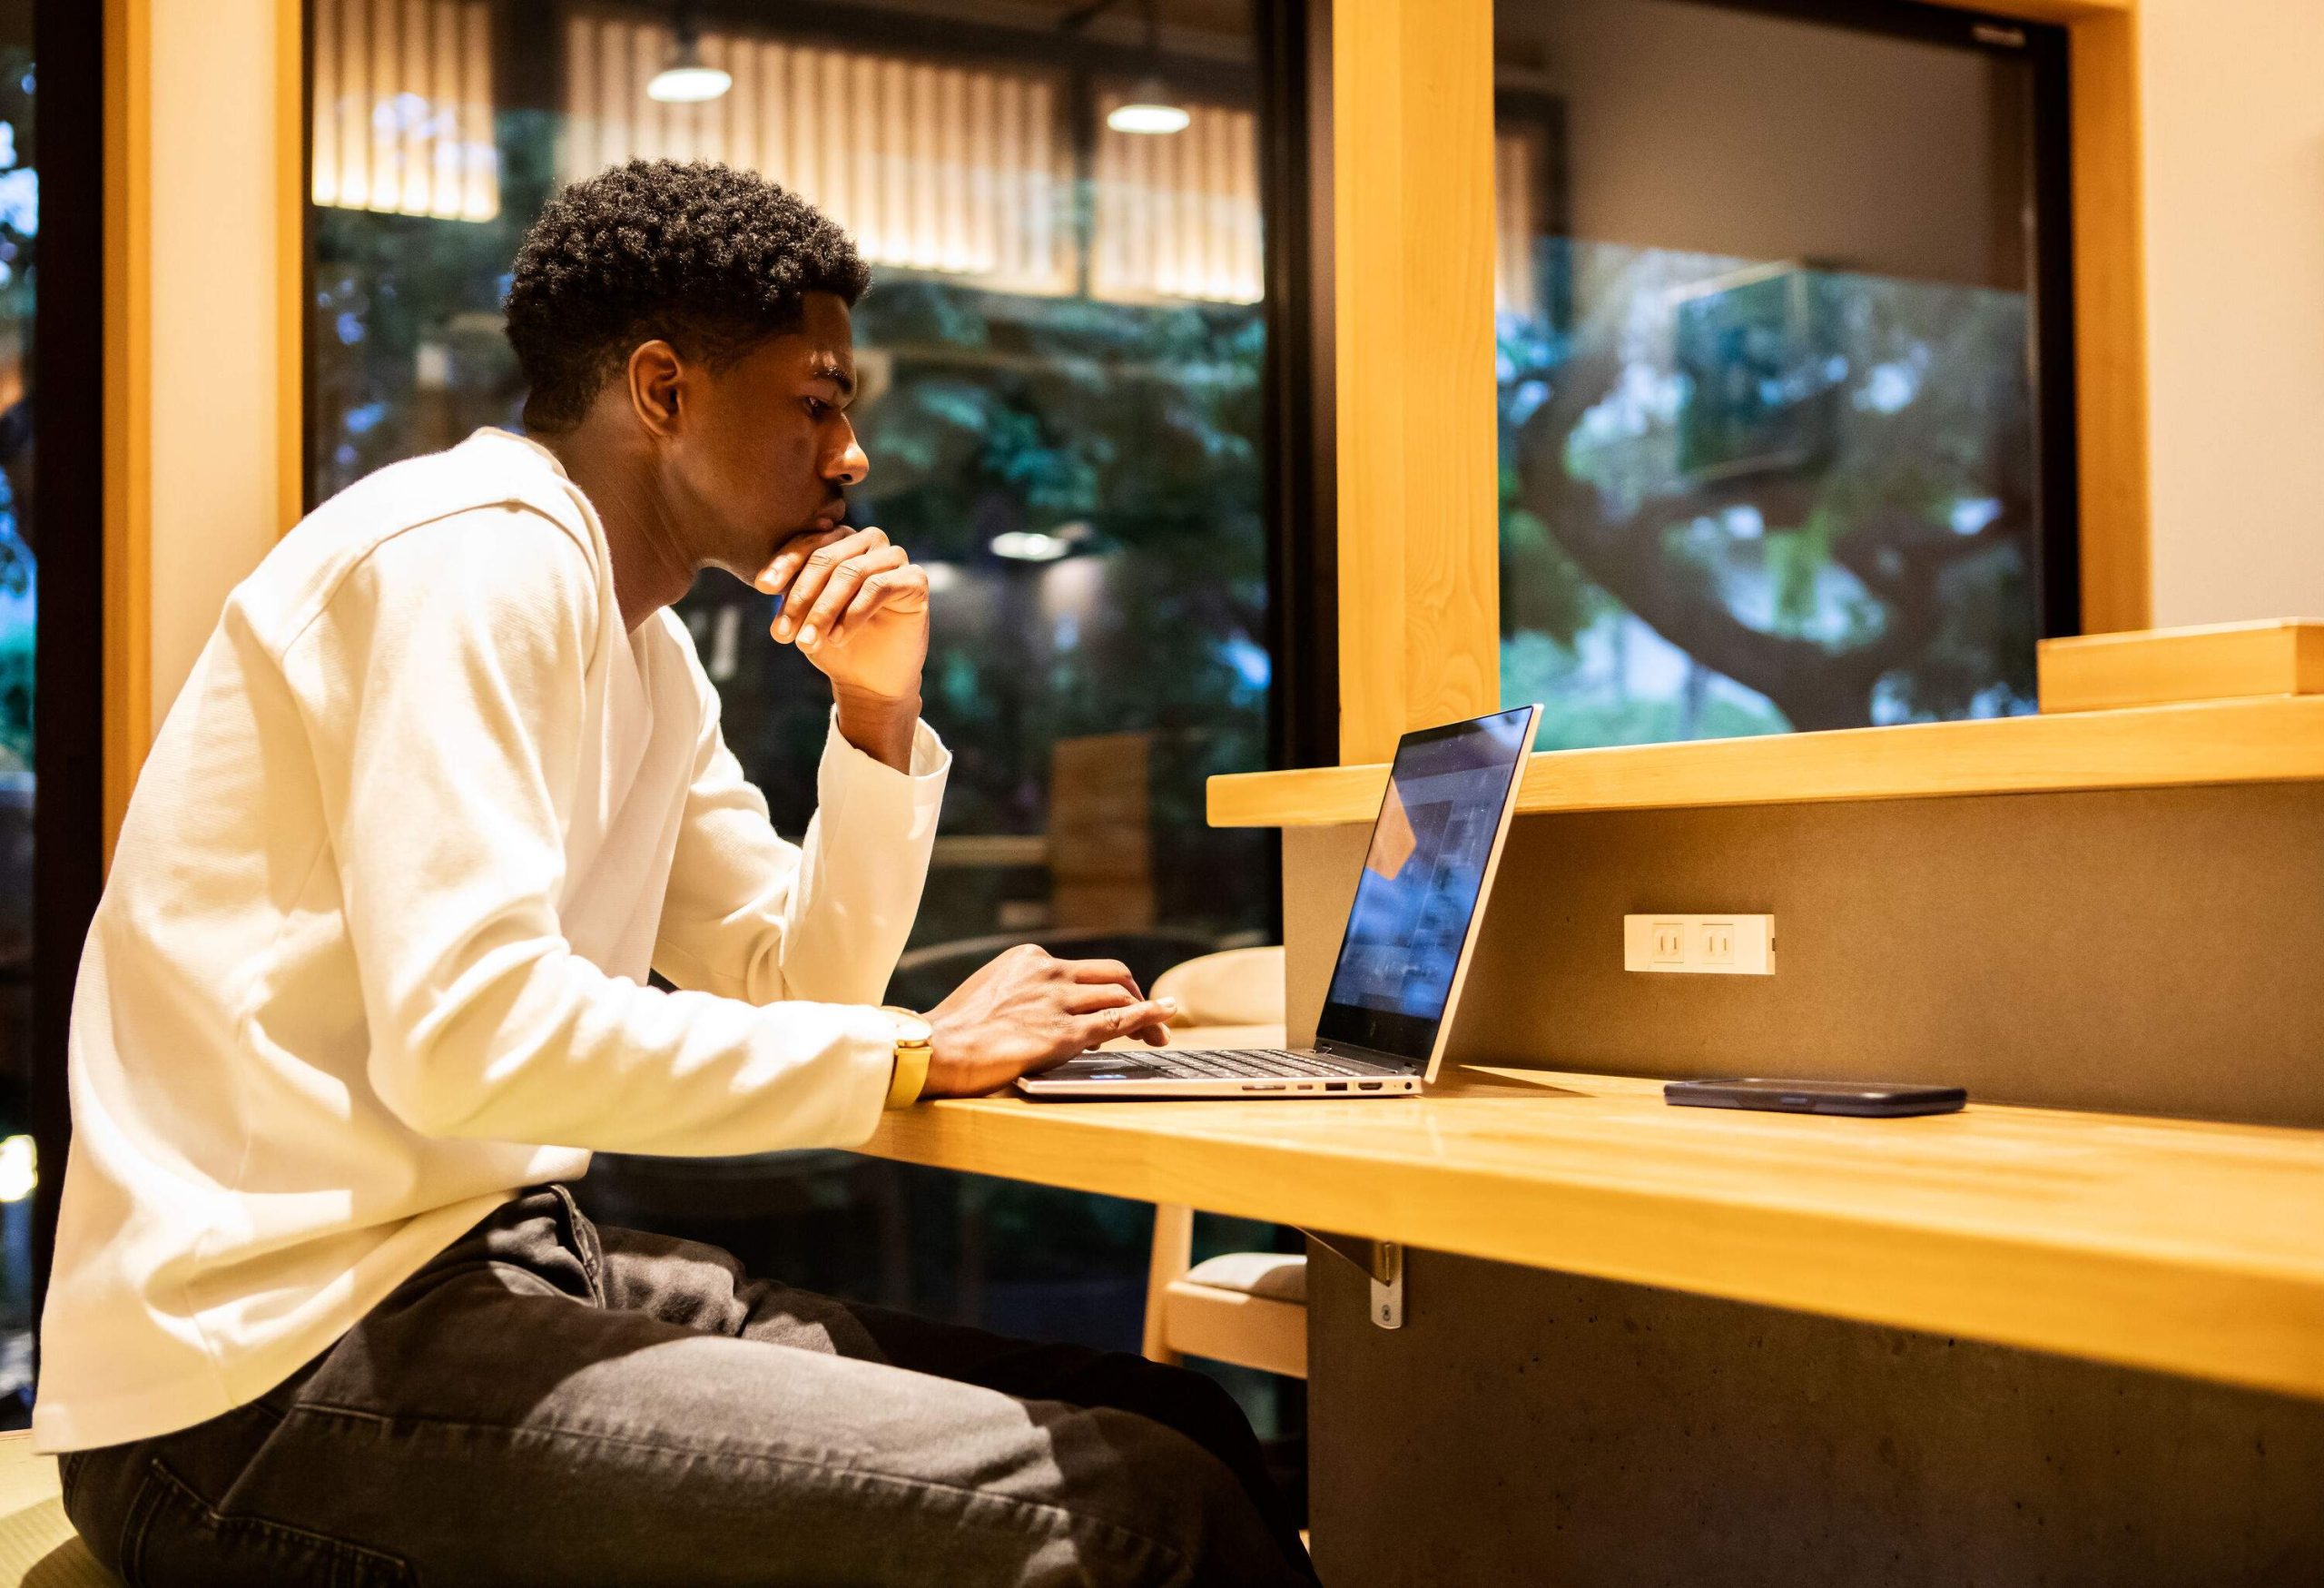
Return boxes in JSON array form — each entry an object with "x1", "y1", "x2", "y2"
[{"x1": 625, "y1": 340, "x2": 687, "y2": 439}]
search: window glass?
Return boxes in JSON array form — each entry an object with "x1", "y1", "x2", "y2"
[
  {"x1": 0, "y1": 5, "x2": 32, "y2": 1425},
  {"x1": 1492, "y1": 0, "x2": 2058, "y2": 747},
  {"x1": 306, "y1": 0, "x2": 1290, "y2": 1424}
]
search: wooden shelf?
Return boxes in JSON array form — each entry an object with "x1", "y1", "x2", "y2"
[
  {"x1": 2039, "y1": 619, "x2": 2324, "y2": 713},
  {"x1": 855, "y1": 1068, "x2": 2324, "y2": 1402},
  {"x1": 1207, "y1": 695, "x2": 2324, "y2": 828}
]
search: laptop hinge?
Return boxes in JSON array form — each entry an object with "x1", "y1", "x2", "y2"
[
  {"x1": 1313, "y1": 1039, "x2": 1418, "y2": 1074},
  {"x1": 1303, "y1": 1229, "x2": 1404, "y2": 1330}
]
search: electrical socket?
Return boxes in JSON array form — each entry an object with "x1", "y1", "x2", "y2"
[{"x1": 1624, "y1": 914, "x2": 1775, "y2": 975}]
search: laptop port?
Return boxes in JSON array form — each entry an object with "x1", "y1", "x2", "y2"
[
  {"x1": 1326, "y1": 1082, "x2": 1347, "y2": 1092},
  {"x1": 1358, "y1": 1082, "x2": 1384, "y2": 1090}
]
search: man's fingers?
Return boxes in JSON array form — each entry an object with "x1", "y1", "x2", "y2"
[
  {"x1": 1061, "y1": 982, "x2": 1163, "y2": 1017},
  {"x1": 1062, "y1": 985, "x2": 1131, "y2": 1018},
  {"x1": 1074, "y1": 1000, "x2": 1174, "y2": 1050},
  {"x1": 802, "y1": 546, "x2": 910, "y2": 647},
  {"x1": 770, "y1": 527, "x2": 889, "y2": 642},
  {"x1": 833, "y1": 561, "x2": 931, "y2": 639},
  {"x1": 753, "y1": 528, "x2": 848, "y2": 601},
  {"x1": 1059, "y1": 958, "x2": 1144, "y2": 1000},
  {"x1": 776, "y1": 528, "x2": 887, "y2": 640}
]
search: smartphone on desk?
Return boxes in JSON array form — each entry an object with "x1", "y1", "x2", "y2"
[{"x1": 1664, "y1": 1077, "x2": 1966, "y2": 1118}]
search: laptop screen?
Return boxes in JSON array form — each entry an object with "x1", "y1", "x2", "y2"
[{"x1": 1314, "y1": 706, "x2": 1537, "y2": 1064}]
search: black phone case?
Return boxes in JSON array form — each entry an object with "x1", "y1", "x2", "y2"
[{"x1": 1663, "y1": 1079, "x2": 1966, "y2": 1118}]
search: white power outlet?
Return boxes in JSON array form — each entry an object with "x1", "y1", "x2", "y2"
[{"x1": 1624, "y1": 914, "x2": 1775, "y2": 975}]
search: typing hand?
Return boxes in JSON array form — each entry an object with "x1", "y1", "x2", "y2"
[{"x1": 920, "y1": 945, "x2": 1177, "y2": 1098}]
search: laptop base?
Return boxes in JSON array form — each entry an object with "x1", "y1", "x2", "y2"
[{"x1": 1017, "y1": 1048, "x2": 1422, "y2": 1100}]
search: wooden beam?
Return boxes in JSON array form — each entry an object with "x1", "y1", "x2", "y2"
[
  {"x1": 279, "y1": 0, "x2": 307, "y2": 530},
  {"x1": 2065, "y1": 8, "x2": 2152, "y2": 632},
  {"x1": 1331, "y1": 0, "x2": 1500, "y2": 764},
  {"x1": 1209, "y1": 693, "x2": 2324, "y2": 826},
  {"x1": 103, "y1": 0, "x2": 153, "y2": 862},
  {"x1": 106, "y1": 0, "x2": 306, "y2": 858}
]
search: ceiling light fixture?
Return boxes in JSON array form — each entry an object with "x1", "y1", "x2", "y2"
[
  {"x1": 1105, "y1": 0, "x2": 1187, "y2": 134},
  {"x1": 990, "y1": 530, "x2": 1075, "y2": 563},
  {"x1": 648, "y1": 11, "x2": 731, "y2": 104},
  {"x1": 1108, "y1": 82, "x2": 1190, "y2": 135}
]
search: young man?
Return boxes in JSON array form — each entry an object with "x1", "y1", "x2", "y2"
[{"x1": 42, "y1": 161, "x2": 1315, "y2": 1586}]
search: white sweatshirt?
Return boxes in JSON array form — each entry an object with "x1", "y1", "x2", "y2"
[{"x1": 34, "y1": 429, "x2": 947, "y2": 1453}]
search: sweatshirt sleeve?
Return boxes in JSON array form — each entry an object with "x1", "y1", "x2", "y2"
[
  {"x1": 652, "y1": 647, "x2": 950, "y2": 1009},
  {"x1": 289, "y1": 507, "x2": 899, "y2": 1154}
]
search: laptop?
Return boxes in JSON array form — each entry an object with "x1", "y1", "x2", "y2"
[{"x1": 1018, "y1": 704, "x2": 1542, "y2": 1100}]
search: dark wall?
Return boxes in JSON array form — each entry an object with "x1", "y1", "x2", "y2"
[
  {"x1": 1307, "y1": 1247, "x2": 2324, "y2": 1586},
  {"x1": 31, "y1": 0, "x2": 107, "y2": 1340},
  {"x1": 1285, "y1": 781, "x2": 2324, "y2": 1127}
]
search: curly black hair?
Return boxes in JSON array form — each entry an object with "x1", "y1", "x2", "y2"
[{"x1": 504, "y1": 160, "x2": 872, "y2": 433}]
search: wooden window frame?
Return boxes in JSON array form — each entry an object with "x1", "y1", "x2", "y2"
[
  {"x1": 1325, "y1": 0, "x2": 2146, "y2": 764},
  {"x1": 102, "y1": 0, "x2": 306, "y2": 853}
]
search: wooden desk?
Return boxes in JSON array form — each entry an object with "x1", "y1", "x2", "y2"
[{"x1": 857, "y1": 1067, "x2": 2324, "y2": 1404}]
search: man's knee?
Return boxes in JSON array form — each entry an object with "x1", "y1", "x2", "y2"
[
  {"x1": 1078, "y1": 1352, "x2": 1265, "y2": 1465},
  {"x1": 1053, "y1": 1403, "x2": 1298, "y2": 1585}
]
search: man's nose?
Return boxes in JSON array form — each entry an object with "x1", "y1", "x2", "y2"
[{"x1": 828, "y1": 422, "x2": 869, "y2": 488}]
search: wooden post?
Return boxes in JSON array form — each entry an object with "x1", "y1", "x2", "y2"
[{"x1": 1330, "y1": 0, "x2": 1502, "y2": 764}]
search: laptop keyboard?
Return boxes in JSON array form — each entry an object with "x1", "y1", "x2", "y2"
[{"x1": 1142, "y1": 1048, "x2": 1384, "y2": 1080}]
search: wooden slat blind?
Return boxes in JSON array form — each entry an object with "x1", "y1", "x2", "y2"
[
  {"x1": 310, "y1": 0, "x2": 498, "y2": 220},
  {"x1": 310, "y1": 1, "x2": 1540, "y2": 318},
  {"x1": 560, "y1": 13, "x2": 1081, "y2": 298}
]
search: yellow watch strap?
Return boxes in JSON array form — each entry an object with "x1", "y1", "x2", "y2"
[{"x1": 885, "y1": 1039, "x2": 931, "y2": 1110}]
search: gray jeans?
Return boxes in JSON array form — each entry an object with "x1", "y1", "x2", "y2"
[{"x1": 57, "y1": 1186, "x2": 1318, "y2": 1586}]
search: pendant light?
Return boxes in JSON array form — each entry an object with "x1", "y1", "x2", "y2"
[
  {"x1": 1105, "y1": 0, "x2": 1187, "y2": 134},
  {"x1": 648, "y1": 6, "x2": 732, "y2": 104}
]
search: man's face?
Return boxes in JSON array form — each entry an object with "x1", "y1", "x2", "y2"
[{"x1": 666, "y1": 291, "x2": 869, "y2": 584}]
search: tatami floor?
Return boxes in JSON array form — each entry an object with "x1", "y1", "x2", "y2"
[{"x1": 0, "y1": 1434, "x2": 108, "y2": 1587}]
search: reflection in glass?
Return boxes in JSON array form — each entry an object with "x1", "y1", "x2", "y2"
[
  {"x1": 0, "y1": 16, "x2": 32, "y2": 1425},
  {"x1": 307, "y1": 0, "x2": 1289, "y2": 1433},
  {"x1": 1493, "y1": 0, "x2": 2051, "y2": 749}
]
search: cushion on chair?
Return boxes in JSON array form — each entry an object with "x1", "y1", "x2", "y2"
[
  {"x1": 1181, "y1": 1251, "x2": 1307, "y2": 1305},
  {"x1": 1152, "y1": 946, "x2": 1286, "y2": 1029}
]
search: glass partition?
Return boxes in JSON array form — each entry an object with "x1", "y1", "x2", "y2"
[{"x1": 1491, "y1": 0, "x2": 2069, "y2": 749}]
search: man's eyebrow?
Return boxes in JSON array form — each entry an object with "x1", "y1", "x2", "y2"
[{"x1": 808, "y1": 356, "x2": 857, "y2": 399}]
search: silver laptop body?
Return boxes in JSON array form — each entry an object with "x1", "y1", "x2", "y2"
[{"x1": 1017, "y1": 704, "x2": 1541, "y2": 1100}]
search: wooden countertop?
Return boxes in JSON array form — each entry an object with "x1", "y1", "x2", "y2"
[
  {"x1": 855, "y1": 1067, "x2": 2324, "y2": 1403},
  {"x1": 1206, "y1": 695, "x2": 2324, "y2": 827}
]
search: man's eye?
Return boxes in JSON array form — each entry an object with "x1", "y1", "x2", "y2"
[{"x1": 803, "y1": 397, "x2": 830, "y2": 419}]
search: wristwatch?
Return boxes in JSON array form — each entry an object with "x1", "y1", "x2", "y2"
[{"x1": 881, "y1": 1006, "x2": 933, "y2": 1110}]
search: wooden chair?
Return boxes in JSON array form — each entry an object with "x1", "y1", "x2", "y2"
[{"x1": 1138, "y1": 948, "x2": 1307, "y2": 1378}]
